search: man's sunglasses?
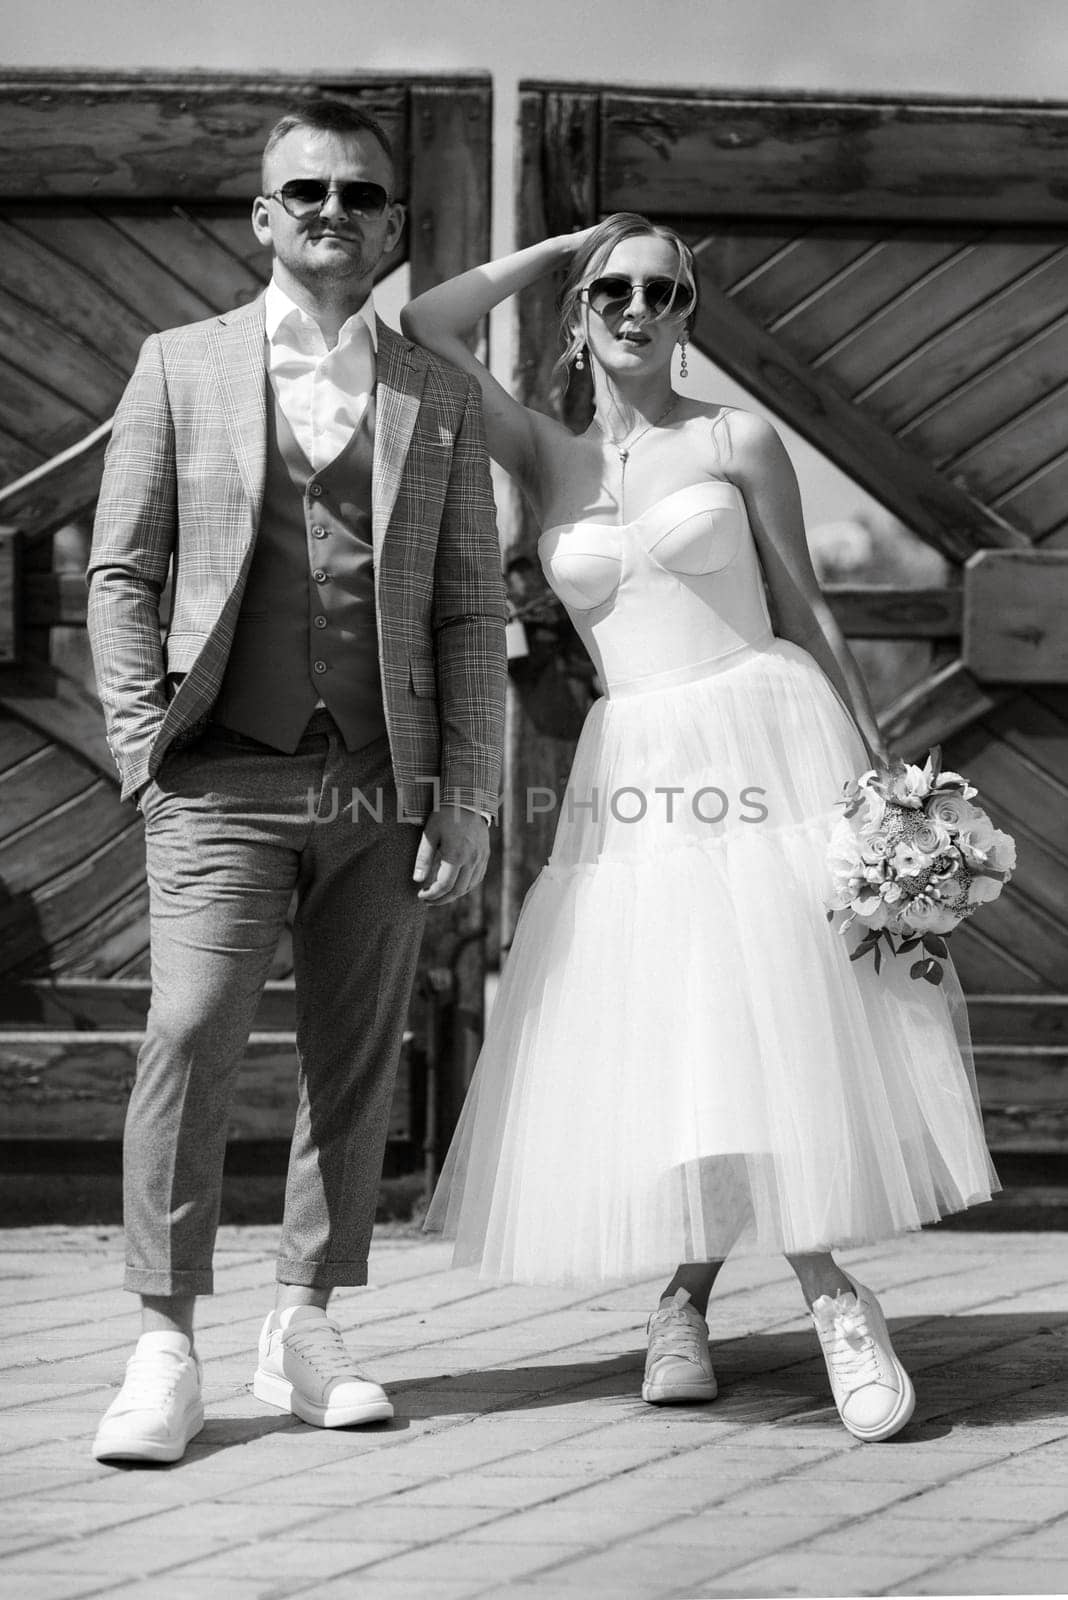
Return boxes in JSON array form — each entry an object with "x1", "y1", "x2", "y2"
[
  {"x1": 267, "y1": 179, "x2": 392, "y2": 219},
  {"x1": 581, "y1": 275, "x2": 695, "y2": 320}
]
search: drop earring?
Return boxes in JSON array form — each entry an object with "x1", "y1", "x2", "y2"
[
  {"x1": 678, "y1": 337, "x2": 689, "y2": 380},
  {"x1": 575, "y1": 344, "x2": 587, "y2": 372}
]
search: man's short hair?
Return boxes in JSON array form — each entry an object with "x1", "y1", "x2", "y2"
[{"x1": 261, "y1": 101, "x2": 396, "y2": 191}]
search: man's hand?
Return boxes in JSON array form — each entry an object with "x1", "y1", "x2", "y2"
[{"x1": 413, "y1": 806, "x2": 490, "y2": 904}]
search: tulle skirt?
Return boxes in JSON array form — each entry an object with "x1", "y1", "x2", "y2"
[{"x1": 426, "y1": 637, "x2": 998, "y2": 1285}]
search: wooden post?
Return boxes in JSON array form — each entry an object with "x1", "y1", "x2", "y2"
[
  {"x1": 0, "y1": 526, "x2": 20, "y2": 664},
  {"x1": 404, "y1": 82, "x2": 495, "y2": 1129},
  {"x1": 501, "y1": 88, "x2": 600, "y2": 947}
]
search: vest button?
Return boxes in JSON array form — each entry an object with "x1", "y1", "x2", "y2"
[
  {"x1": 313, "y1": 660, "x2": 327, "y2": 673},
  {"x1": 309, "y1": 484, "x2": 323, "y2": 498},
  {"x1": 314, "y1": 615, "x2": 328, "y2": 629},
  {"x1": 313, "y1": 569, "x2": 328, "y2": 583},
  {"x1": 312, "y1": 525, "x2": 327, "y2": 538}
]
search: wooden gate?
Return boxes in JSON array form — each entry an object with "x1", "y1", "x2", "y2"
[
  {"x1": 0, "y1": 71, "x2": 492, "y2": 1178},
  {"x1": 510, "y1": 84, "x2": 1068, "y2": 1158}
]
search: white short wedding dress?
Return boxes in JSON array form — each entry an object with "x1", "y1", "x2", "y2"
[{"x1": 426, "y1": 479, "x2": 998, "y2": 1284}]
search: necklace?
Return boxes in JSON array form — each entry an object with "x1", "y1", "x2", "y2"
[
  {"x1": 595, "y1": 395, "x2": 680, "y2": 464},
  {"x1": 594, "y1": 395, "x2": 680, "y2": 521}
]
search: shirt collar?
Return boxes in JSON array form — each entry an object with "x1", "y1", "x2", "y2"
[{"x1": 264, "y1": 277, "x2": 378, "y2": 353}]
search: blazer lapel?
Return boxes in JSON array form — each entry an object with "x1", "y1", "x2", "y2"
[
  {"x1": 206, "y1": 298, "x2": 268, "y2": 531},
  {"x1": 373, "y1": 323, "x2": 427, "y2": 562}
]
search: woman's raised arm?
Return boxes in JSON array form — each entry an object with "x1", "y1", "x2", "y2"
[{"x1": 401, "y1": 232, "x2": 596, "y2": 498}]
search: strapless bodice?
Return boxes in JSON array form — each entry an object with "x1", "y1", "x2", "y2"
[{"x1": 539, "y1": 481, "x2": 774, "y2": 694}]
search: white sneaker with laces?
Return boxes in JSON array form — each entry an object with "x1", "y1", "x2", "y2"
[
  {"x1": 92, "y1": 1330, "x2": 204, "y2": 1463},
  {"x1": 810, "y1": 1274, "x2": 915, "y2": 1441},
  {"x1": 253, "y1": 1306, "x2": 393, "y2": 1427},
  {"x1": 642, "y1": 1288, "x2": 718, "y2": 1404}
]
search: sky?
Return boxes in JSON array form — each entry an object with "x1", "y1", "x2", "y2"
[{"x1": 6, "y1": 0, "x2": 1066, "y2": 533}]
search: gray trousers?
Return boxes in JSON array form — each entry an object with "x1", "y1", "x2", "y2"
[{"x1": 126, "y1": 713, "x2": 426, "y2": 1296}]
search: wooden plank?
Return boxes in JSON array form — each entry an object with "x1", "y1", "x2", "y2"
[
  {"x1": 0, "y1": 434, "x2": 42, "y2": 485},
  {"x1": 881, "y1": 657, "x2": 1005, "y2": 755},
  {"x1": 0, "y1": 779, "x2": 120, "y2": 896},
  {"x1": 184, "y1": 209, "x2": 273, "y2": 276},
  {"x1": 0, "y1": 977, "x2": 297, "y2": 1030},
  {"x1": 957, "y1": 886, "x2": 1068, "y2": 989},
  {"x1": 0, "y1": 74, "x2": 414, "y2": 200},
  {"x1": 823, "y1": 585, "x2": 961, "y2": 639},
  {"x1": 995, "y1": 452, "x2": 1068, "y2": 540},
  {"x1": 773, "y1": 235, "x2": 973, "y2": 364},
  {"x1": 0, "y1": 360, "x2": 87, "y2": 465},
  {"x1": 104, "y1": 207, "x2": 269, "y2": 314},
  {"x1": 505, "y1": 88, "x2": 598, "y2": 946},
  {"x1": 975, "y1": 1048, "x2": 1068, "y2": 1107},
  {"x1": 0, "y1": 526, "x2": 19, "y2": 664},
  {"x1": 691, "y1": 259, "x2": 1030, "y2": 562},
  {"x1": 0, "y1": 214, "x2": 155, "y2": 367},
  {"x1": 963, "y1": 550, "x2": 1068, "y2": 682},
  {"x1": 596, "y1": 92, "x2": 1068, "y2": 224},
  {"x1": 36, "y1": 880, "x2": 149, "y2": 981},
  {"x1": 952, "y1": 708, "x2": 1068, "y2": 857},
  {"x1": 728, "y1": 228, "x2": 880, "y2": 326},
  {"x1": 968, "y1": 996, "x2": 1068, "y2": 1046},
  {"x1": 877, "y1": 251, "x2": 1068, "y2": 438},
  {"x1": 0, "y1": 825, "x2": 145, "y2": 975},
  {"x1": 0, "y1": 714, "x2": 46, "y2": 776},
  {"x1": 0, "y1": 292, "x2": 128, "y2": 420},
  {"x1": 0, "y1": 662, "x2": 114, "y2": 781},
  {"x1": 983, "y1": 687, "x2": 1068, "y2": 773},
  {"x1": 0, "y1": 421, "x2": 110, "y2": 541},
  {"x1": 685, "y1": 224, "x2": 803, "y2": 296},
  {"x1": 0, "y1": 1031, "x2": 414, "y2": 1142},
  {"x1": 950, "y1": 917, "x2": 1048, "y2": 994},
  {"x1": 407, "y1": 84, "x2": 492, "y2": 307},
  {"x1": 824, "y1": 238, "x2": 1061, "y2": 397},
  {"x1": 0, "y1": 745, "x2": 95, "y2": 844},
  {"x1": 981, "y1": 1106, "x2": 1068, "y2": 1151},
  {"x1": 8, "y1": 208, "x2": 218, "y2": 332},
  {"x1": 949, "y1": 384, "x2": 1068, "y2": 498}
]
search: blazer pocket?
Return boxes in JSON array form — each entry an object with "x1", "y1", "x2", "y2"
[{"x1": 408, "y1": 653, "x2": 437, "y2": 698}]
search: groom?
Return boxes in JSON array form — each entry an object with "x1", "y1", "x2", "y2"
[{"x1": 87, "y1": 100, "x2": 506, "y2": 1463}]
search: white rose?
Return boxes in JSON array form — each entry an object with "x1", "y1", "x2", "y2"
[
  {"x1": 967, "y1": 874, "x2": 1003, "y2": 907},
  {"x1": 926, "y1": 792, "x2": 978, "y2": 831},
  {"x1": 903, "y1": 895, "x2": 960, "y2": 935}
]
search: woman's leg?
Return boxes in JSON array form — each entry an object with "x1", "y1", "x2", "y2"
[
  {"x1": 658, "y1": 1261, "x2": 725, "y2": 1317},
  {"x1": 786, "y1": 1251, "x2": 915, "y2": 1442}
]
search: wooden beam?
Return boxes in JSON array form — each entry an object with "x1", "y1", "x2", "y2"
[
  {"x1": 0, "y1": 525, "x2": 19, "y2": 663},
  {"x1": 963, "y1": 549, "x2": 1068, "y2": 682},
  {"x1": 880, "y1": 657, "x2": 1007, "y2": 757},
  {"x1": 0, "y1": 660, "x2": 114, "y2": 782},
  {"x1": 0, "y1": 977, "x2": 296, "y2": 1030},
  {"x1": 0, "y1": 72, "x2": 492, "y2": 200},
  {"x1": 503, "y1": 89, "x2": 599, "y2": 947},
  {"x1": 407, "y1": 83, "x2": 492, "y2": 319},
  {"x1": 0, "y1": 420, "x2": 110, "y2": 541},
  {"x1": 692, "y1": 260, "x2": 1032, "y2": 564},
  {"x1": 823, "y1": 585, "x2": 961, "y2": 639},
  {"x1": 594, "y1": 91, "x2": 1068, "y2": 225}
]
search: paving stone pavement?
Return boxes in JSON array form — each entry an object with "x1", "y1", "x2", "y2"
[{"x1": 1, "y1": 1224, "x2": 1066, "y2": 1599}]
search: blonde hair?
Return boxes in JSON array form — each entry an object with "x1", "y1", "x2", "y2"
[{"x1": 555, "y1": 212, "x2": 698, "y2": 380}]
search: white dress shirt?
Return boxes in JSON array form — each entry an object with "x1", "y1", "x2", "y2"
[{"x1": 264, "y1": 278, "x2": 376, "y2": 470}]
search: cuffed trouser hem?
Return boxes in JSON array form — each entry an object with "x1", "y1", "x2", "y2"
[
  {"x1": 275, "y1": 1257, "x2": 369, "y2": 1289},
  {"x1": 124, "y1": 1266, "x2": 215, "y2": 1296}
]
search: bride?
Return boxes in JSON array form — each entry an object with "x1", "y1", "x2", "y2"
[{"x1": 402, "y1": 213, "x2": 997, "y2": 1442}]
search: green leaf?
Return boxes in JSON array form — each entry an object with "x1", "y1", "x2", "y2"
[
  {"x1": 899, "y1": 937, "x2": 920, "y2": 952},
  {"x1": 909, "y1": 959, "x2": 927, "y2": 980},
  {"x1": 872, "y1": 943, "x2": 882, "y2": 974},
  {"x1": 922, "y1": 960, "x2": 945, "y2": 985},
  {"x1": 922, "y1": 934, "x2": 949, "y2": 957}
]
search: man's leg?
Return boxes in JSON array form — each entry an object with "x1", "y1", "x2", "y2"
[
  {"x1": 95, "y1": 739, "x2": 299, "y2": 1461},
  {"x1": 253, "y1": 732, "x2": 426, "y2": 1426}
]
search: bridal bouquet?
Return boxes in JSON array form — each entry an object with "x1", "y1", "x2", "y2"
[{"x1": 826, "y1": 747, "x2": 1016, "y2": 984}]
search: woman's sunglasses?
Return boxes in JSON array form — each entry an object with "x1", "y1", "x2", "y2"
[
  {"x1": 581, "y1": 275, "x2": 695, "y2": 320},
  {"x1": 267, "y1": 179, "x2": 392, "y2": 219}
]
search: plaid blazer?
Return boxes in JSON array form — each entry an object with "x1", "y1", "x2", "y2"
[{"x1": 87, "y1": 298, "x2": 507, "y2": 818}]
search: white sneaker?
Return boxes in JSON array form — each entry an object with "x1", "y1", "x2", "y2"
[
  {"x1": 92, "y1": 1331, "x2": 204, "y2": 1463},
  {"x1": 253, "y1": 1306, "x2": 393, "y2": 1427},
  {"x1": 810, "y1": 1275, "x2": 916, "y2": 1441},
  {"x1": 642, "y1": 1288, "x2": 718, "y2": 1404}
]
